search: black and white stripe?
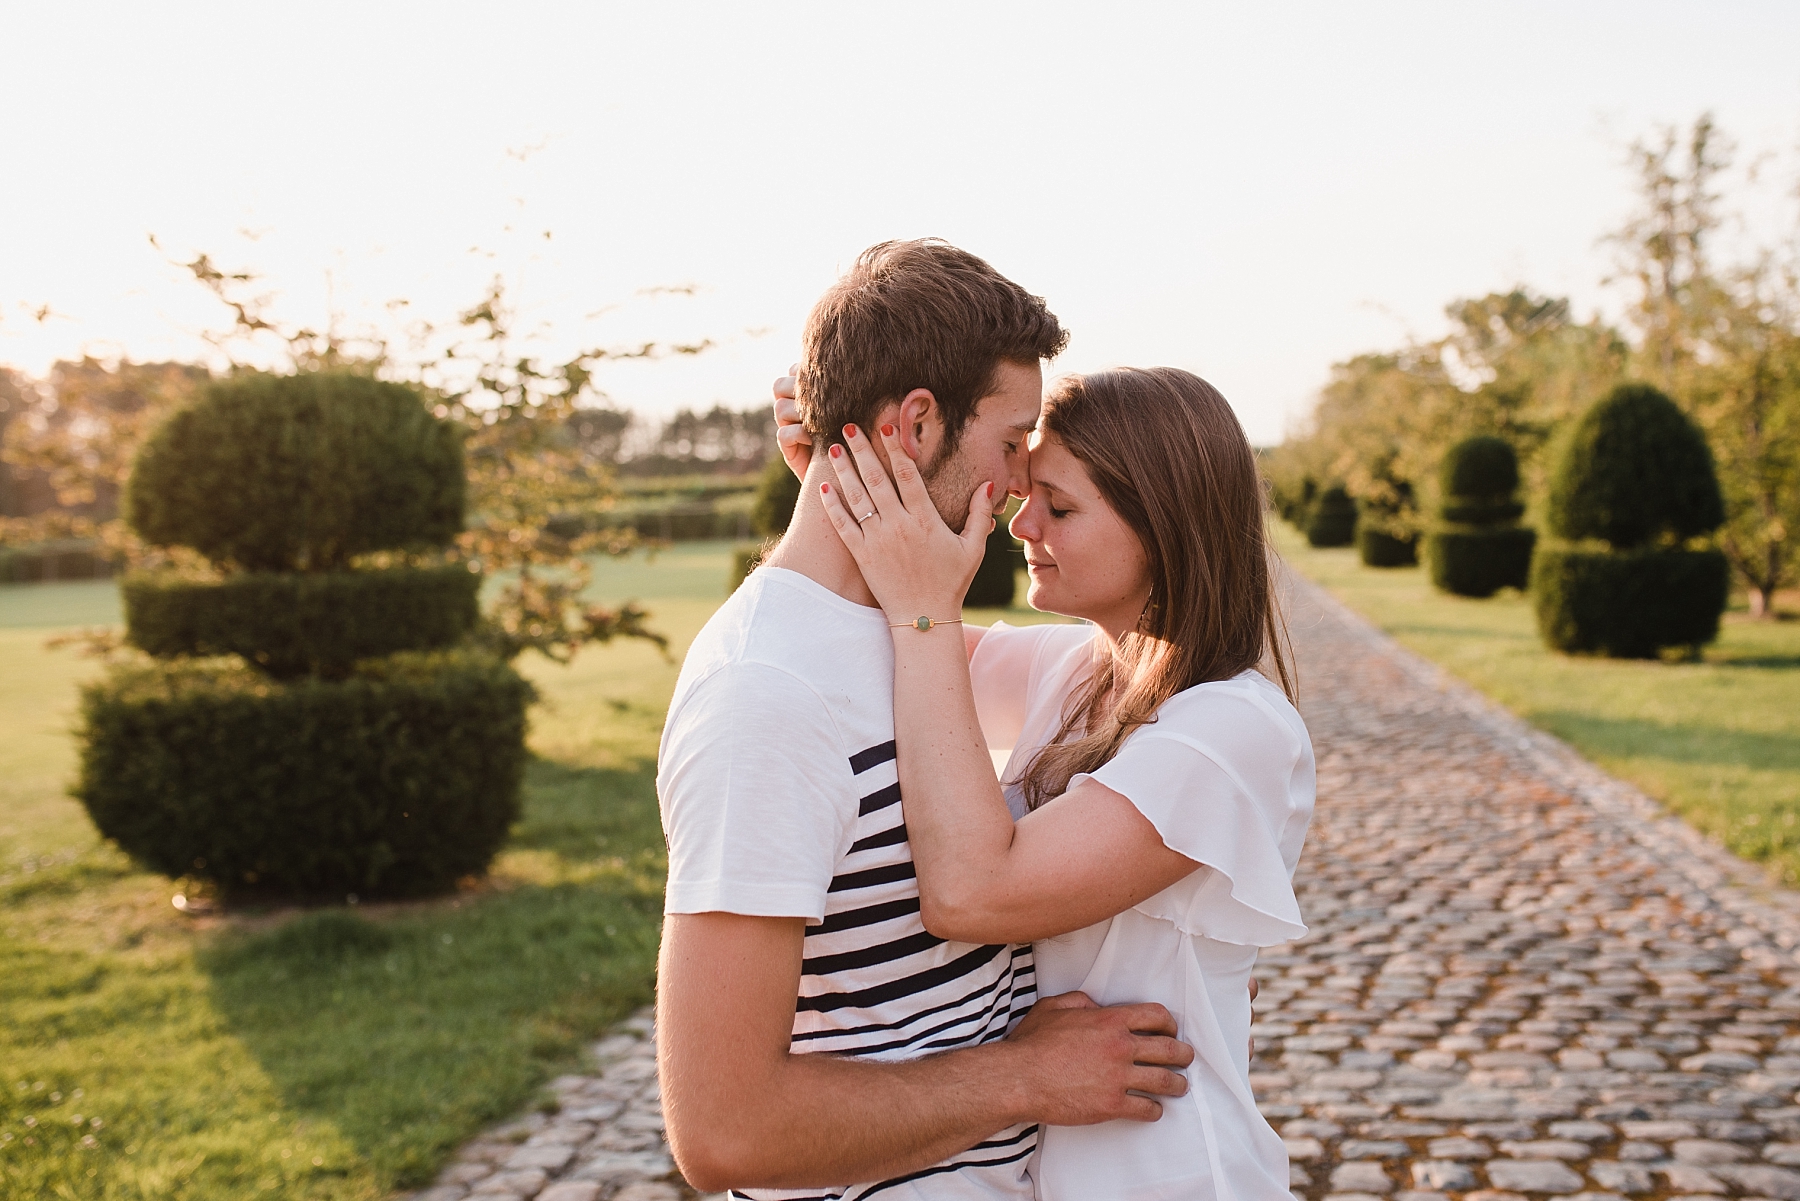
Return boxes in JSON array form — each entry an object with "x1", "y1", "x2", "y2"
[{"x1": 734, "y1": 739, "x2": 1039, "y2": 1201}]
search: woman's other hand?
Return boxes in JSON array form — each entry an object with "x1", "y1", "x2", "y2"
[
  {"x1": 818, "y1": 422, "x2": 992, "y2": 623},
  {"x1": 772, "y1": 365, "x2": 811, "y2": 480}
]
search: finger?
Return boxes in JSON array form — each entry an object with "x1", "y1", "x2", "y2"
[
  {"x1": 1249, "y1": 978, "x2": 1259, "y2": 1003},
  {"x1": 1116, "y1": 1003, "x2": 1178, "y2": 1038},
  {"x1": 1034, "y1": 991, "x2": 1098, "y2": 1012},
  {"x1": 1126, "y1": 1065, "x2": 1190, "y2": 1099},
  {"x1": 1116, "y1": 1095, "x2": 1164, "y2": 1123},
  {"x1": 841, "y1": 424, "x2": 901, "y2": 515},
  {"x1": 826, "y1": 442, "x2": 876, "y2": 521},
  {"x1": 876, "y1": 421, "x2": 933, "y2": 512},
  {"x1": 1129, "y1": 1034, "x2": 1195, "y2": 1069},
  {"x1": 818, "y1": 481, "x2": 865, "y2": 550},
  {"x1": 774, "y1": 392, "x2": 803, "y2": 426},
  {"x1": 961, "y1": 482, "x2": 994, "y2": 548},
  {"x1": 773, "y1": 374, "x2": 797, "y2": 402}
]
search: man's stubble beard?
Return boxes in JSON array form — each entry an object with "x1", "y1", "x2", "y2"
[{"x1": 921, "y1": 440, "x2": 987, "y2": 532}]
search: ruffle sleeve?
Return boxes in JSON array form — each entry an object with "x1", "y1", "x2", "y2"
[{"x1": 1069, "y1": 676, "x2": 1314, "y2": 947}]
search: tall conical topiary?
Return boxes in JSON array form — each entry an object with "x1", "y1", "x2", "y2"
[
  {"x1": 1425, "y1": 435, "x2": 1536, "y2": 597},
  {"x1": 78, "y1": 370, "x2": 531, "y2": 898},
  {"x1": 1530, "y1": 383, "x2": 1729, "y2": 658}
]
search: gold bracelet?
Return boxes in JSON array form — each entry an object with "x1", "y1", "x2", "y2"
[{"x1": 890, "y1": 616, "x2": 963, "y2": 632}]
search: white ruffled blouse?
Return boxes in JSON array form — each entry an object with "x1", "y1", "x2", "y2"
[{"x1": 969, "y1": 622, "x2": 1315, "y2": 1201}]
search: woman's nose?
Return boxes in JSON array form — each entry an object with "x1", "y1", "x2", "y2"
[{"x1": 1009, "y1": 502, "x2": 1038, "y2": 543}]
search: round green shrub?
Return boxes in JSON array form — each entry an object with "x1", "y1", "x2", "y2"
[
  {"x1": 1358, "y1": 527, "x2": 1418, "y2": 568},
  {"x1": 123, "y1": 565, "x2": 481, "y2": 679},
  {"x1": 965, "y1": 523, "x2": 1023, "y2": 607},
  {"x1": 1305, "y1": 486, "x2": 1357, "y2": 547},
  {"x1": 1427, "y1": 527, "x2": 1537, "y2": 597},
  {"x1": 126, "y1": 371, "x2": 464, "y2": 572},
  {"x1": 1440, "y1": 435, "x2": 1521, "y2": 502},
  {"x1": 750, "y1": 453, "x2": 803, "y2": 538},
  {"x1": 1545, "y1": 383, "x2": 1724, "y2": 549},
  {"x1": 1531, "y1": 546, "x2": 1730, "y2": 658},
  {"x1": 76, "y1": 649, "x2": 531, "y2": 897}
]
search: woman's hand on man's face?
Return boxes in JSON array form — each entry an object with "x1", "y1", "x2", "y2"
[
  {"x1": 817, "y1": 422, "x2": 993, "y2": 622},
  {"x1": 772, "y1": 365, "x2": 811, "y2": 480}
]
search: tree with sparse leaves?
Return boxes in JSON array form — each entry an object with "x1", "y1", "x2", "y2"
[{"x1": 1604, "y1": 116, "x2": 1800, "y2": 617}]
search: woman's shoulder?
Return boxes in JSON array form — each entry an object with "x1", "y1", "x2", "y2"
[{"x1": 1137, "y1": 671, "x2": 1308, "y2": 758}]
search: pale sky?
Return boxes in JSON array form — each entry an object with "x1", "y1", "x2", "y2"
[{"x1": 4, "y1": 2, "x2": 1799, "y2": 444}]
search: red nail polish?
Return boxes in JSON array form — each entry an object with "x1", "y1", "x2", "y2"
[
  {"x1": 829, "y1": 444, "x2": 842, "y2": 458},
  {"x1": 843, "y1": 424, "x2": 857, "y2": 438},
  {"x1": 821, "y1": 483, "x2": 831, "y2": 493},
  {"x1": 880, "y1": 423, "x2": 895, "y2": 437}
]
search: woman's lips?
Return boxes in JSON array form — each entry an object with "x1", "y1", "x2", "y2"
[{"x1": 1025, "y1": 560, "x2": 1055, "y2": 571}]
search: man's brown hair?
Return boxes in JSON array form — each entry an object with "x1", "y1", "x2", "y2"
[{"x1": 796, "y1": 239, "x2": 1068, "y2": 457}]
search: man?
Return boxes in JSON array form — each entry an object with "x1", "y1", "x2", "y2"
[{"x1": 656, "y1": 240, "x2": 1194, "y2": 1199}]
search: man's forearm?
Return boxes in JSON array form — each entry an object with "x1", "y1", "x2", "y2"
[{"x1": 663, "y1": 1035, "x2": 1027, "y2": 1192}]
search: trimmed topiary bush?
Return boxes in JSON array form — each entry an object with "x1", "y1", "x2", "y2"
[
  {"x1": 1530, "y1": 547, "x2": 1730, "y2": 658},
  {"x1": 1545, "y1": 383, "x2": 1724, "y2": 549},
  {"x1": 76, "y1": 650, "x2": 531, "y2": 897},
  {"x1": 1425, "y1": 435, "x2": 1535, "y2": 597},
  {"x1": 1358, "y1": 526, "x2": 1418, "y2": 568},
  {"x1": 1356, "y1": 478, "x2": 1418, "y2": 568},
  {"x1": 122, "y1": 565, "x2": 480, "y2": 678},
  {"x1": 127, "y1": 371, "x2": 464, "y2": 572},
  {"x1": 750, "y1": 452, "x2": 803, "y2": 538},
  {"x1": 1532, "y1": 383, "x2": 1728, "y2": 658},
  {"x1": 82, "y1": 368, "x2": 528, "y2": 899},
  {"x1": 1305, "y1": 485, "x2": 1357, "y2": 547},
  {"x1": 1429, "y1": 527, "x2": 1537, "y2": 597},
  {"x1": 728, "y1": 542, "x2": 768, "y2": 593}
]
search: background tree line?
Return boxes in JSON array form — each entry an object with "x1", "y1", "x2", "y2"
[{"x1": 1267, "y1": 115, "x2": 1800, "y2": 617}]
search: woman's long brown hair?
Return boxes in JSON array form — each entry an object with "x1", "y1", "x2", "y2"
[{"x1": 1019, "y1": 367, "x2": 1297, "y2": 810}]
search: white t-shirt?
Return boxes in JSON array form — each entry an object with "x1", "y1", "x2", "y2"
[
  {"x1": 971, "y1": 621, "x2": 1315, "y2": 1201},
  {"x1": 659, "y1": 567, "x2": 1039, "y2": 1201}
]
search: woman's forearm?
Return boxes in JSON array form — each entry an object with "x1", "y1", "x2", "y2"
[{"x1": 891, "y1": 627, "x2": 1022, "y2": 934}]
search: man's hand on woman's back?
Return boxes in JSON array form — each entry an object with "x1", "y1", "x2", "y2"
[{"x1": 1000, "y1": 991, "x2": 1193, "y2": 1125}]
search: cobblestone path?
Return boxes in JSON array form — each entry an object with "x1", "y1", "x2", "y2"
[
  {"x1": 407, "y1": 576, "x2": 1800, "y2": 1200},
  {"x1": 1258, "y1": 578, "x2": 1800, "y2": 1201}
]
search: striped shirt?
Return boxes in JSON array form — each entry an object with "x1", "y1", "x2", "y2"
[{"x1": 659, "y1": 567, "x2": 1037, "y2": 1201}]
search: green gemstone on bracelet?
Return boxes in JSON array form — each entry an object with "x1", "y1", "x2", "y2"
[{"x1": 913, "y1": 616, "x2": 932, "y2": 631}]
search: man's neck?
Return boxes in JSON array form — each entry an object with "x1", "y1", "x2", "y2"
[{"x1": 760, "y1": 457, "x2": 879, "y2": 609}]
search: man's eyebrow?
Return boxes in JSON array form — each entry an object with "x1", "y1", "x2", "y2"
[{"x1": 1009, "y1": 420, "x2": 1038, "y2": 433}]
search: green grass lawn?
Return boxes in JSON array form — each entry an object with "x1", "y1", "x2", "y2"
[
  {"x1": 0, "y1": 541, "x2": 1056, "y2": 1200},
  {"x1": 1271, "y1": 521, "x2": 1800, "y2": 882}
]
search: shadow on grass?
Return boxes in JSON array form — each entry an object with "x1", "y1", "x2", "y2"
[
  {"x1": 1532, "y1": 709, "x2": 1800, "y2": 774},
  {"x1": 191, "y1": 751, "x2": 668, "y2": 1190},
  {"x1": 1711, "y1": 651, "x2": 1800, "y2": 670}
]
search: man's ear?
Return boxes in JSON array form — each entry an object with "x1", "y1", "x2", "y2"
[{"x1": 894, "y1": 389, "x2": 940, "y2": 465}]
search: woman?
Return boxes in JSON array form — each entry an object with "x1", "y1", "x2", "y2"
[{"x1": 792, "y1": 367, "x2": 1314, "y2": 1200}]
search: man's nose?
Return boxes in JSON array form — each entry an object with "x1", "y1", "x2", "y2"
[
  {"x1": 1009, "y1": 504, "x2": 1036, "y2": 542},
  {"x1": 1006, "y1": 457, "x2": 1032, "y2": 500}
]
